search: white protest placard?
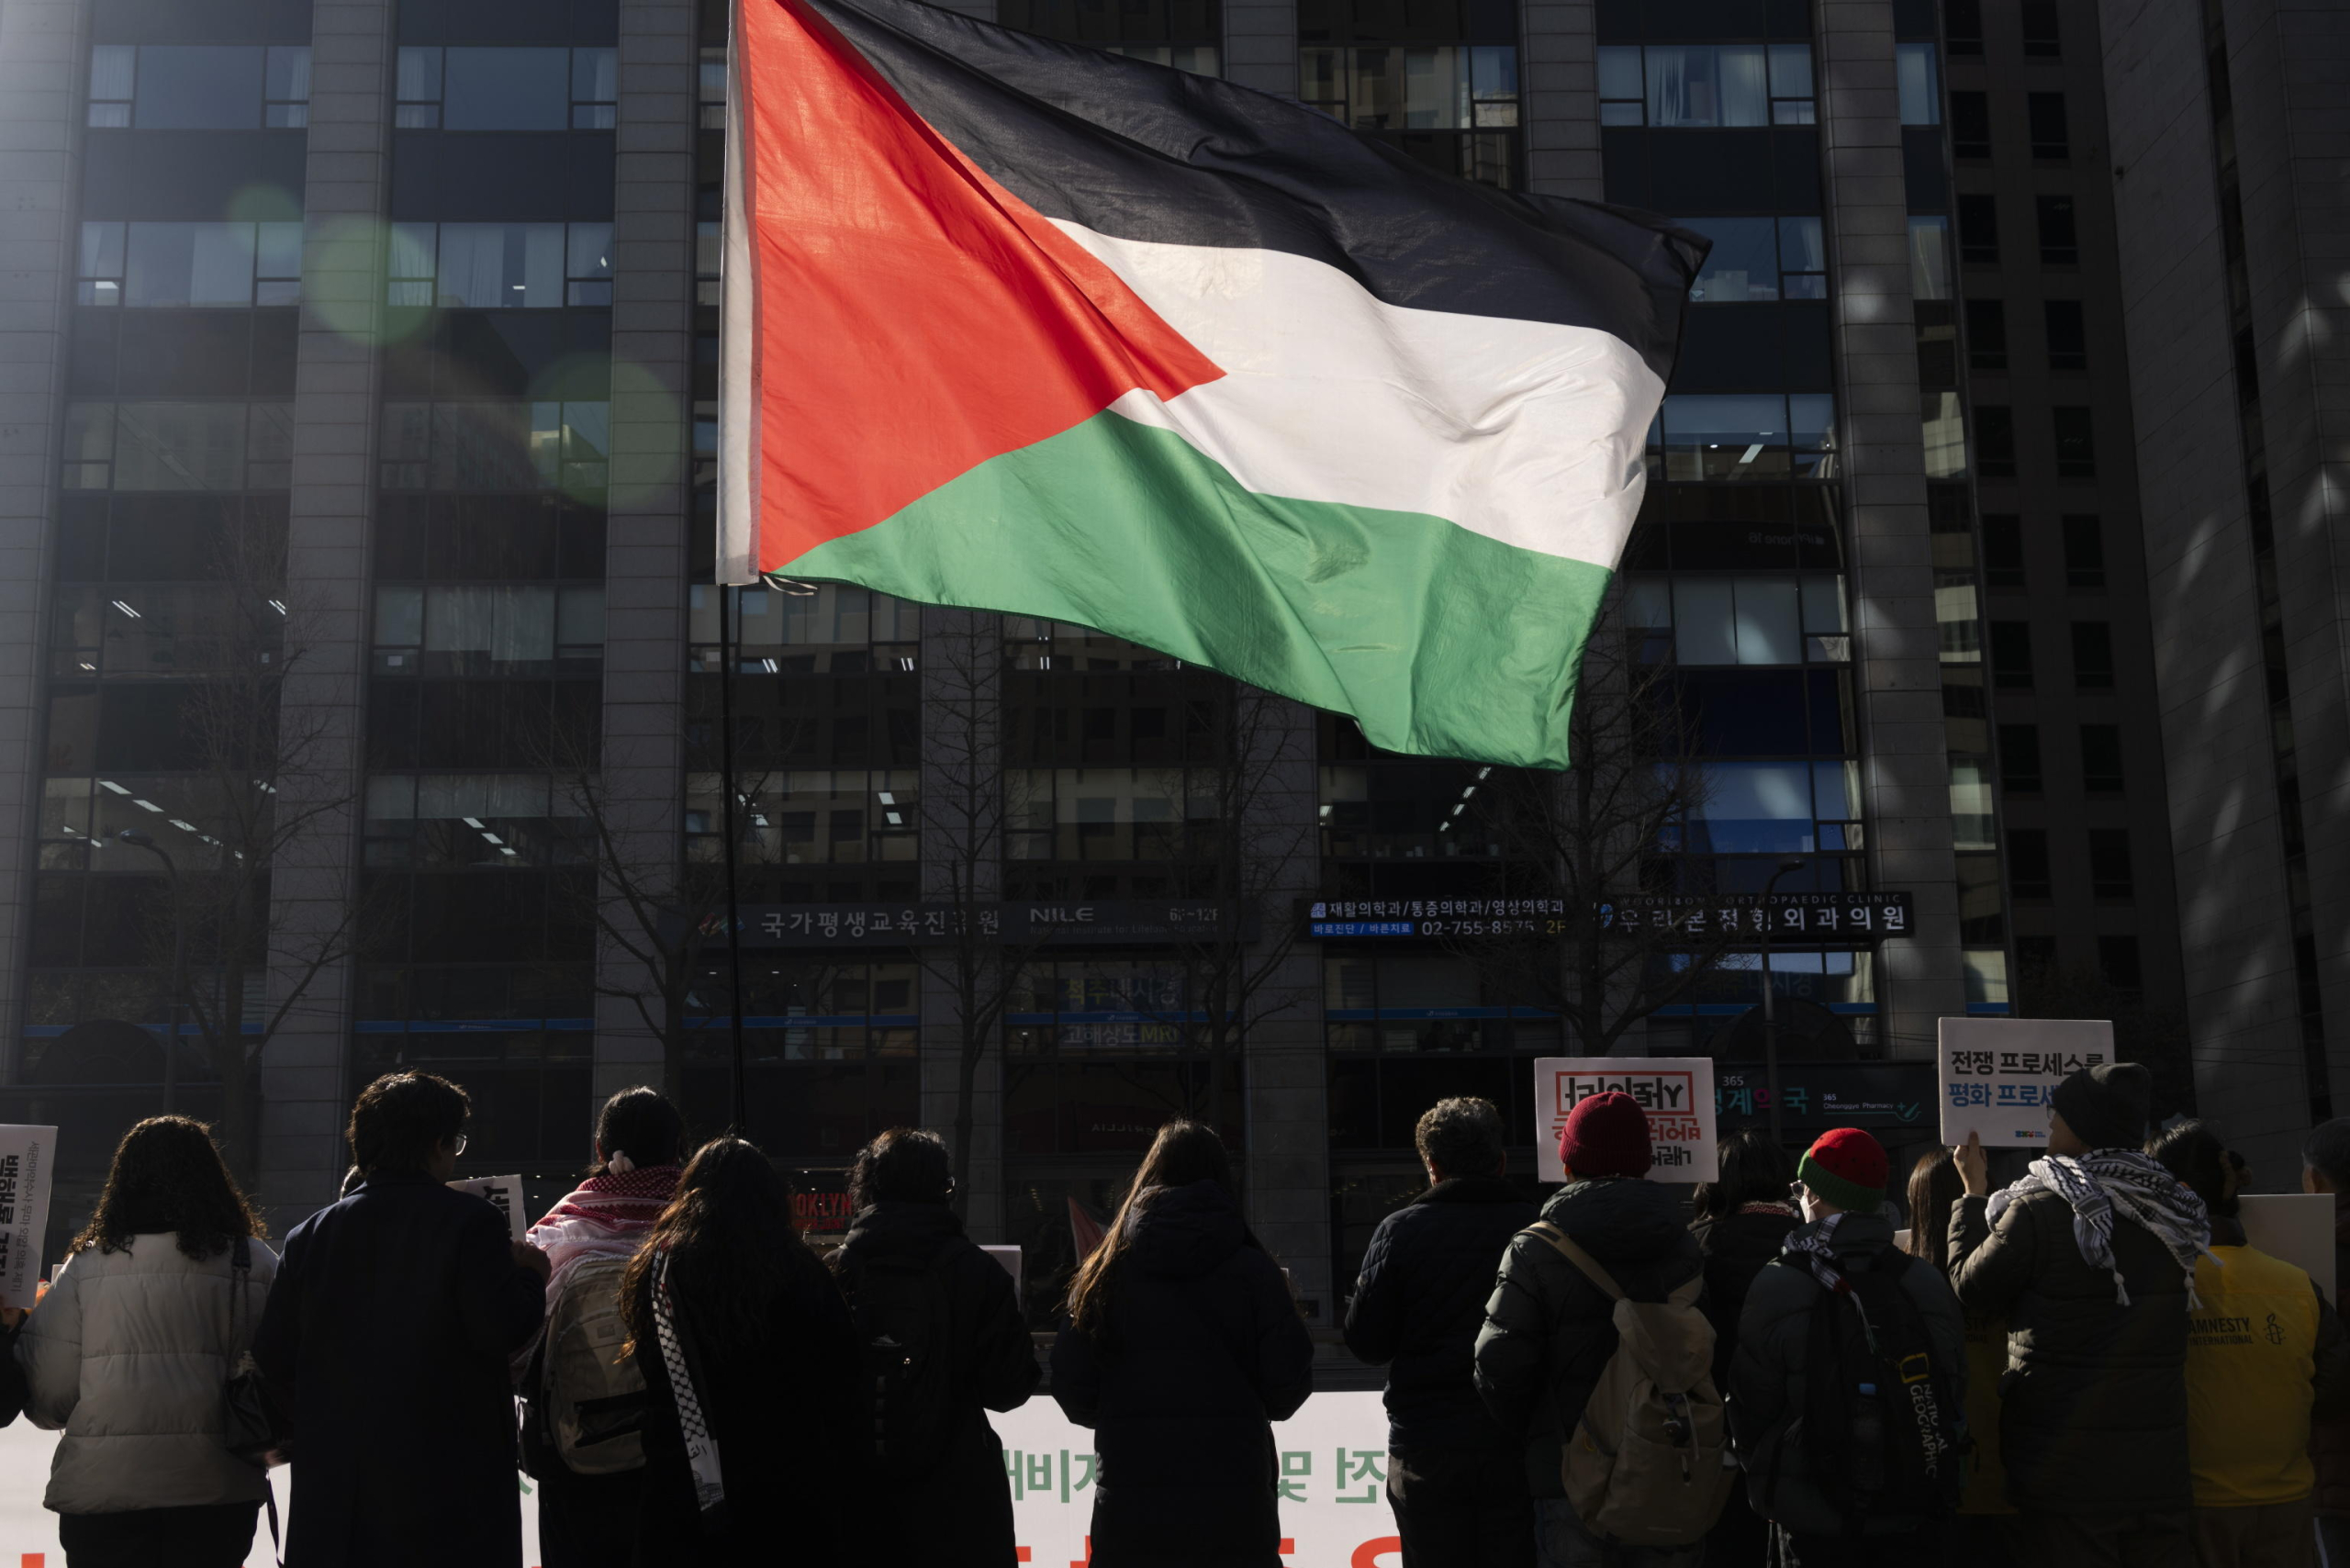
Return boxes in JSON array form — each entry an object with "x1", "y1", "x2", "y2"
[
  {"x1": 448, "y1": 1174, "x2": 529, "y2": 1241},
  {"x1": 2241, "y1": 1193, "x2": 2335, "y2": 1303},
  {"x1": 1534, "y1": 1058, "x2": 1717, "y2": 1182},
  {"x1": 0, "y1": 1125, "x2": 56, "y2": 1308},
  {"x1": 1937, "y1": 1018, "x2": 2112, "y2": 1148}
]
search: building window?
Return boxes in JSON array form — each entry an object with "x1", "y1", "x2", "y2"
[
  {"x1": 1595, "y1": 43, "x2": 1814, "y2": 127},
  {"x1": 1908, "y1": 216, "x2": 1952, "y2": 301},
  {"x1": 2021, "y1": 1, "x2": 2062, "y2": 56},
  {"x1": 2008, "y1": 828, "x2": 2051, "y2": 899},
  {"x1": 1300, "y1": 46, "x2": 1520, "y2": 185},
  {"x1": 690, "y1": 584, "x2": 921, "y2": 676},
  {"x1": 2079, "y1": 724, "x2": 2124, "y2": 791},
  {"x1": 1950, "y1": 756, "x2": 1995, "y2": 850},
  {"x1": 1621, "y1": 574, "x2": 1846, "y2": 666},
  {"x1": 77, "y1": 221, "x2": 303, "y2": 309},
  {"x1": 2063, "y1": 515, "x2": 2105, "y2": 587},
  {"x1": 371, "y1": 584, "x2": 607, "y2": 677},
  {"x1": 1896, "y1": 41, "x2": 1941, "y2": 125},
  {"x1": 2087, "y1": 828, "x2": 2132, "y2": 899},
  {"x1": 1998, "y1": 723, "x2": 2042, "y2": 791},
  {"x1": 2037, "y1": 195, "x2": 2078, "y2": 264},
  {"x1": 1651, "y1": 394, "x2": 1837, "y2": 481},
  {"x1": 1950, "y1": 90, "x2": 1989, "y2": 157},
  {"x1": 1679, "y1": 216, "x2": 1827, "y2": 302},
  {"x1": 1007, "y1": 768, "x2": 1217, "y2": 864},
  {"x1": 1922, "y1": 392, "x2": 1967, "y2": 479},
  {"x1": 378, "y1": 401, "x2": 610, "y2": 493},
  {"x1": 2069, "y1": 621, "x2": 2115, "y2": 689},
  {"x1": 2098, "y1": 935, "x2": 2142, "y2": 991},
  {"x1": 1965, "y1": 299, "x2": 2007, "y2": 369},
  {"x1": 1105, "y1": 43, "x2": 1222, "y2": 73},
  {"x1": 2027, "y1": 92, "x2": 2070, "y2": 160},
  {"x1": 1982, "y1": 513, "x2": 2023, "y2": 587},
  {"x1": 685, "y1": 769, "x2": 920, "y2": 866},
  {"x1": 62, "y1": 402, "x2": 294, "y2": 492},
  {"x1": 362, "y1": 774, "x2": 587, "y2": 868},
  {"x1": 393, "y1": 47, "x2": 618, "y2": 131},
  {"x1": 699, "y1": 46, "x2": 727, "y2": 129},
  {"x1": 86, "y1": 44, "x2": 311, "y2": 129},
  {"x1": 1989, "y1": 621, "x2": 2032, "y2": 689},
  {"x1": 1948, "y1": 0, "x2": 1985, "y2": 52},
  {"x1": 2053, "y1": 406, "x2": 2096, "y2": 476},
  {"x1": 2044, "y1": 299, "x2": 2087, "y2": 370},
  {"x1": 1959, "y1": 193, "x2": 1998, "y2": 264},
  {"x1": 386, "y1": 222, "x2": 613, "y2": 308},
  {"x1": 1975, "y1": 404, "x2": 2015, "y2": 477}
]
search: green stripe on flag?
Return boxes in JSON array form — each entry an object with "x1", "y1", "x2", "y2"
[{"x1": 783, "y1": 409, "x2": 1614, "y2": 769}]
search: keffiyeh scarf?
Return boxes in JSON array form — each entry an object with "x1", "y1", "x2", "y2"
[
  {"x1": 651, "y1": 1251, "x2": 729, "y2": 1529},
  {"x1": 527, "y1": 1164, "x2": 680, "y2": 1294},
  {"x1": 1782, "y1": 1210, "x2": 1853, "y2": 1293},
  {"x1": 1987, "y1": 1149, "x2": 2209, "y2": 1306}
]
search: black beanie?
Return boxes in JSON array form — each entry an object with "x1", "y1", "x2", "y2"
[{"x1": 2051, "y1": 1061, "x2": 2152, "y2": 1150}]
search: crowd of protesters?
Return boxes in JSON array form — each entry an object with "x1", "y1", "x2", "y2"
[{"x1": 0, "y1": 1061, "x2": 2344, "y2": 1568}]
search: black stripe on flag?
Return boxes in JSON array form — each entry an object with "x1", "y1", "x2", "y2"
[{"x1": 794, "y1": 0, "x2": 1707, "y2": 384}]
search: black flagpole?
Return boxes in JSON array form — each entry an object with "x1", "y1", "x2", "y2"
[{"x1": 717, "y1": 579, "x2": 750, "y2": 1134}]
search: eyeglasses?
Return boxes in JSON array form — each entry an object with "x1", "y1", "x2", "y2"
[
  {"x1": 452, "y1": 1133, "x2": 468, "y2": 1158},
  {"x1": 1788, "y1": 1181, "x2": 1809, "y2": 1205}
]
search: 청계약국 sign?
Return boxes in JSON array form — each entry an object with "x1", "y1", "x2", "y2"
[
  {"x1": 1534, "y1": 1058, "x2": 1718, "y2": 1182},
  {"x1": 1936, "y1": 1016, "x2": 2112, "y2": 1147}
]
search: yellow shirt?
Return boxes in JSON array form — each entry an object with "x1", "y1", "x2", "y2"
[
  {"x1": 2186, "y1": 1244, "x2": 2322, "y2": 1506},
  {"x1": 1961, "y1": 1312, "x2": 2015, "y2": 1515}
]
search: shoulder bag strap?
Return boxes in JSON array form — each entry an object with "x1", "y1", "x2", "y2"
[{"x1": 1524, "y1": 1222, "x2": 1626, "y2": 1302}]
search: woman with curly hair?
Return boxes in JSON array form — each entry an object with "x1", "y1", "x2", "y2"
[
  {"x1": 621, "y1": 1137, "x2": 867, "y2": 1565},
  {"x1": 16, "y1": 1115, "x2": 274, "y2": 1567}
]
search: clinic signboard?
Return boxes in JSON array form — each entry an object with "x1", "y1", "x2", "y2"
[{"x1": 1534, "y1": 1058, "x2": 1718, "y2": 1182}]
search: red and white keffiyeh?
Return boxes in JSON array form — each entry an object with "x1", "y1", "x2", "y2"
[{"x1": 528, "y1": 1164, "x2": 681, "y2": 1291}]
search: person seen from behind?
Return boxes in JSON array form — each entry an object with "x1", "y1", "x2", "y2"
[
  {"x1": 2298, "y1": 1117, "x2": 2350, "y2": 1566},
  {"x1": 2149, "y1": 1121, "x2": 2350, "y2": 1568},
  {"x1": 1050, "y1": 1118, "x2": 1315, "y2": 1567},
  {"x1": 521, "y1": 1086, "x2": 688, "y2": 1568},
  {"x1": 621, "y1": 1137, "x2": 865, "y2": 1565},
  {"x1": 17, "y1": 1116, "x2": 275, "y2": 1568},
  {"x1": 829, "y1": 1127, "x2": 1040, "y2": 1567},
  {"x1": 1729, "y1": 1127, "x2": 1967, "y2": 1566},
  {"x1": 1906, "y1": 1147, "x2": 2020, "y2": 1554},
  {"x1": 1472, "y1": 1091, "x2": 1712, "y2": 1568},
  {"x1": 252, "y1": 1072, "x2": 551, "y2": 1568},
  {"x1": 1343, "y1": 1096, "x2": 1538, "y2": 1568},
  {"x1": 1685, "y1": 1128, "x2": 1797, "y2": 1568},
  {"x1": 1950, "y1": 1060, "x2": 2208, "y2": 1568}
]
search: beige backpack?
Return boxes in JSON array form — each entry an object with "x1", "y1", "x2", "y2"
[{"x1": 1527, "y1": 1222, "x2": 1735, "y2": 1547}]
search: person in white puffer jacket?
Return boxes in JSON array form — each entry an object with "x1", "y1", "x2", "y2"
[{"x1": 17, "y1": 1114, "x2": 277, "y2": 1568}]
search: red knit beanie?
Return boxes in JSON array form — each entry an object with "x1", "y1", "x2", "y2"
[
  {"x1": 1557, "y1": 1092, "x2": 1652, "y2": 1180},
  {"x1": 1796, "y1": 1126, "x2": 1889, "y2": 1214}
]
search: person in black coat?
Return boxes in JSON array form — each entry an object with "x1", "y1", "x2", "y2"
[
  {"x1": 621, "y1": 1137, "x2": 867, "y2": 1567},
  {"x1": 1686, "y1": 1128, "x2": 1797, "y2": 1568},
  {"x1": 1473, "y1": 1092, "x2": 1707, "y2": 1567},
  {"x1": 252, "y1": 1072, "x2": 550, "y2": 1568},
  {"x1": 829, "y1": 1128, "x2": 1040, "y2": 1567},
  {"x1": 1343, "y1": 1096, "x2": 1538, "y2": 1568},
  {"x1": 1051, "y1": 1118, "x2": 1315, "y2": 1568}
]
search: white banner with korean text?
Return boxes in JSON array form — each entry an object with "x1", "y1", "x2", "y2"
[
  {"x1": 1534, "y1": 1058, "x2": 1718, "y2": 1182},
  {"x1": 1936, "y1": 1017, "x2": 2113, "y2": 1147},
  {"x1": 0, "y1": 1126, "x2": 56, "y2": 1308},
  {"x1": 0, "y1": 1393, "x2": 1402, "y2": 1567}
]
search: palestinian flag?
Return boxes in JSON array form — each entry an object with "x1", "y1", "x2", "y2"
[{"x1": 720, "y1": 0, "x2": 1704, "y2": 768}]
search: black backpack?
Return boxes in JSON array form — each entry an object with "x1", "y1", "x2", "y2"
[
  {"x1": 838, "y1": 1244, "x2": 960, "y2": 1479},
  {"x1": 1796, "y1": 1249, "x2": 1964, "y2": 1526}
]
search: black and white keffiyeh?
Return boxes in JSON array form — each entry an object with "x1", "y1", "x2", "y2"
[
  {"x1": 1988, "y1": 1149, "x2": 2210, "y2": 1306},
  {"x1": 651, "y1": 1252, "x2": 729, "y2": 1528},
  {"x1": 1782, "y1": 1211, "x2": 1852, "y2": 1294}
]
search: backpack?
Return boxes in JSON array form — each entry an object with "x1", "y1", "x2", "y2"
[
  {"x1": 1527, "y1": 1222, "x2": 1735, "y2": 1547},
  {"x1": 534, "y1": 1254, "x2": 650, "y2": 1474},
  {"x1": 839, "y1": 1244, "x2": 960, "y2": 1480},
  {"x1": 1792, "y1": 1249, "x2": 1964, "y2": 1526}
]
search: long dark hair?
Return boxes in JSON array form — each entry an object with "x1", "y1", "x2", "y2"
[
  {"x1": 1066, "y1": 1118, "x2": 1235, "y2": 1337},
  {"x1": 1693, "y1": 1128, "x2": 1796, "y2": 1220},
  {"x1": 73, "y1": 1115, "x2": 264, "y2": 1261},
  {"x1": 593, "y1": 1085, "x2": 685, "y2": 1177},
  {"x1": 1905, "y1": 1148, "x2": 1964, "y2": 1271},
  {"x1": 620, "y1": 1137, "x2": 825, "y2": 1359}
]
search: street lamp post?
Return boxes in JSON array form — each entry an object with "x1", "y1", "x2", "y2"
[
  {"x1": 1759, "y1": 855, "x2": 1807, "y2": 1150},
  {"x1": 117, "y1": 830, "x2": 182, "y2": 1114}
]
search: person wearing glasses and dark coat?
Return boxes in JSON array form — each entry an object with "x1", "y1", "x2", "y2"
[{"x1": 253, "y1": 1072, "x2": 550, "y2": 1568}]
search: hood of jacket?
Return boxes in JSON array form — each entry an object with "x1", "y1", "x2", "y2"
[
  {"x1": 1127, "y1": 1180, "x2": 1249, "y2": 1280},
  {"x1": 1538, "y1": 1176, "x2": 1690, "y2": 1266},
  {"x1": 838, "y1": 1198, "x2": 965, "y2": 1260}
]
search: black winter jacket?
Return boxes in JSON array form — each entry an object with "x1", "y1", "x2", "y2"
[
  {"x1": 1343, "y1": 1175, "x2": 1537, "y2": 1454},
  {"x1": 1050, "y1": 1181, "x2": 1315, "y2": 1568},
  {"x1": 252, "y1": 1172, "x2": 546, "y2": 1568},
  {"x1": 1950, "y1": 1187, "x2": 2189, "y2": 1516},
  {"x1": 1472, "y1": 1177, "x2": 1705, "y2": 1498},
  {"x1": 830, "y1": 1201, "x2": 1041, "y2": 1568},
  {"x1": 1691, "y1": 1205, "x2": 1800, "y2": 1389}
]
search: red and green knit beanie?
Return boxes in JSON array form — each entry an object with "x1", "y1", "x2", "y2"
[{"x1": 1796, "y1": 1126, "x2": 1888, "y2": 1215}]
